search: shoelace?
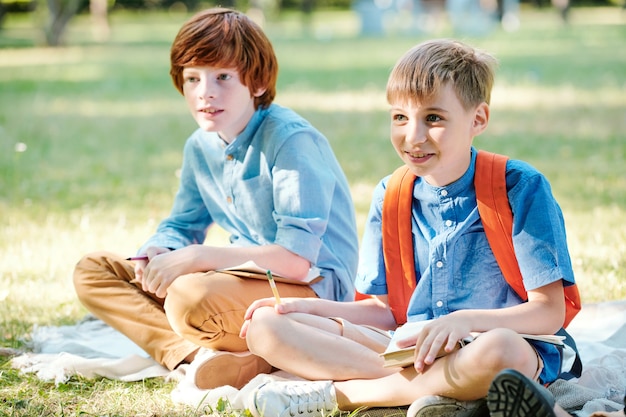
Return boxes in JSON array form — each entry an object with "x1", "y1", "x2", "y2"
[{"x1": 287, "y1": 383, "x2": 334, "y2": 415}]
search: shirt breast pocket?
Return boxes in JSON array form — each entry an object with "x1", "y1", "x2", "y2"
[{"x1": 452, "y1": 232, "x2": 504, "y2": 295}]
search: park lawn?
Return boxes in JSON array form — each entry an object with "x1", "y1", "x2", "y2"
[{"x1": 0, "y1": 5, "x2": 625, "y2": 416}]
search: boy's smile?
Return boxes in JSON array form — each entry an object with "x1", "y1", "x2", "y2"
[
  {"x1": 389, "y1": 83, "x2": 489, "y2": 187},
  {"x1": 405, "y1": 151, "x2": 434, "y2": 164}
]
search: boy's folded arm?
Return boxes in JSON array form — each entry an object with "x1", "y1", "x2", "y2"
[
  {"x1": 492, "y1": 280, "x2": 566, "y2": 336},
  {"x1": 352, "y1": 295, "x2": 398, "y2": 330},
  {"x1": 448, "y1": 280, "x2": 566, "y2": 335},
  {"x1": 522, "y1": 280, "x2": 567, "y2": 334},
  {"x1": 196, "y1": 244, "x2": 312, "y2": 280},
  {"x1": 301, "y1": 295, "x2": 397, "y2": 331}
]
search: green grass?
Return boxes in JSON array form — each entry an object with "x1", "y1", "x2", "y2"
[{"x1": 1, "y1": 5, "x2": 625, "y2": 416}]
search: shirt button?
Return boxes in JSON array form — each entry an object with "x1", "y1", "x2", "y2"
[
  {"x1": 226, "y1": 154, "x2": 234, "y2": 161},
  {"x1": 436, "y1": 300, "x2": 443, "y2": 307},
  {"x1": 440, "y1": 189, "x2": 448, "y2": 197},
  {"x1": 445, "y1": 220, "x2": 453, "y2": 227},
  {"x1": 226, "y1": 196, "x2": 232, "y2": 204},
  {"x1": 436, "y1": 261, "x2": 443, "y2": 268}
]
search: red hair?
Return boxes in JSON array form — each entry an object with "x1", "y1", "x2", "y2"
[{"x1": 170, "y1": 8, "x2": 278, "y2": 109}]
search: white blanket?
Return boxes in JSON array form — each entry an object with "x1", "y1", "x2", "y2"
[
  {"x1": 10, "y1": 318, "x2": 171, "y2": 385},
  {"x1": 549, "y1": 301, "x2": 626, "y2": 416},
  {"x1": 11, "y1": 301, "x2": 626, "y2": 415}
]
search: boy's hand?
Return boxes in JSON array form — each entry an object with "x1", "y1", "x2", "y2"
[
  {"x1": 408, "y1": 315, "x2": 472, "y2": 373},
  {"x1": 243, "y1": 296, "x2": 314, "y2": 320},
  {"x1": 140, "y1": 246, "x2": 200, "y2": 298},
  {"x1": 133, "y1": 246, "x2": 171, "y2": 285},
  {"x1": 240, "y1": 297, "x2": 318, "y2": 338},
  {"x1": 239, "y1": 297, "x2": 276, "y2": 339}
]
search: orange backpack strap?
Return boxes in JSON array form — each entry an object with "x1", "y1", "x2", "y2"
[
  {"x1": 382, "y1": 166, "x2": 417, "y2": 325},
  {"x1": 563, "y1": 285, "x2": 582, "y2": 327},
  {"x1": 474, "y1": 151, "x2": 527, "y2": 298},
  {"x1": 475, "y1": 150, "x2": 581, "y2": 327}
]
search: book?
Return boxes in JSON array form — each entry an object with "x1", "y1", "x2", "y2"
[
  {"x1": 217, "y1": 261, "x2": 323, "y2": 285},
  {"x1": 380, "y1": 319, "x2": 566, "y2": 368}
]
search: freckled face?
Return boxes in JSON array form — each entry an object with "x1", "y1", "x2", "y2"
[
  {"x1": 389, "y1": 83, "x2": 489, "y2": 187},
  {"x1": 182, "y1": 66, "x2": 265, "y2": 143}
]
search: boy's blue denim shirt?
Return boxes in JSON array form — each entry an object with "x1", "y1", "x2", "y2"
[
  {"x1": 355, "y1": 147, "x2": 577, "y2": 383},
  {"x1": 140, "y1": 104, "x2": 359, "y2": 302},
  {"x1": 356, "y1": 147, "x2": 575, "y2": 317}
]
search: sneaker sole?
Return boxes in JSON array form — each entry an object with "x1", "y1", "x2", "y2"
[
  {"x1": 487, "y1": 369, "x2": 555, "y2": 417},
  {"x1": 340, "y1": 408, "x2": 407, "y2": 417},
  {"x1": 194, "y1": 351, "x2": 272, "y2": 390},
  {"x1": 412, "y1": 400, "x2": 488, "y2": 417}
]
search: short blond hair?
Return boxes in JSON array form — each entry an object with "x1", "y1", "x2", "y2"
[{"x1": 386, "y1": 39, "x2": 498, "y2": 109}]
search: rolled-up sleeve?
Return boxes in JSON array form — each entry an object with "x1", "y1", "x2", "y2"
[
  {"x1": 355, "y1": 178, "x2": 389, "y2": 295},
  {"x1": 271, "y1": 131, "x2": 336, "y2": 263}
]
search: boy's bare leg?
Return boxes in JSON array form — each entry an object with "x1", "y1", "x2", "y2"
[
  {"x1": 246, "y1": 307, "x2": 397, "y2": 380},
  {"x1": 247, "y1": 308, "x2": 540, "y2": 410},
  {"x1": 334, "y1": 329, "x2": 539, "y2": 409}
]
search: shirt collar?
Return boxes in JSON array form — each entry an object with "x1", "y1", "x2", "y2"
[
  {"x1": 418, "y1": 147, "x2": 477, "y2": 198},
  {"x1": 226, "y1": 106, "x2": 269, "y2": 150}
]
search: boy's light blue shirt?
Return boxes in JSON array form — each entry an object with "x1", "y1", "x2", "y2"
[
  {"x1": 140, "y1": 103, "x2": 359, "y2": 302},
  {"x1": 355, "y1": 147, "x2": 576, "y2": 320}
]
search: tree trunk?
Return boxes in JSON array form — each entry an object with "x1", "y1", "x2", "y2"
[
  {"x1": 90, "y1": 0, "x2": 109, "y2": 42},
  {"x1": 44, "y1": 0, "x2": 81, "y2": 46}
]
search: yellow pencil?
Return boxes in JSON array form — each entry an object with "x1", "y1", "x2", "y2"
[{"x1": 266, "y1": 270, "x2": 282, "y2": 305}]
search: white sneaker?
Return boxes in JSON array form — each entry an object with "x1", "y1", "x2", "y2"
[
  {"x1": 248, "y1": 380, "x2": 339, "y2": 417},
  {"x1": 407, "y1": 395, "x2": 488, "y2": 417}
]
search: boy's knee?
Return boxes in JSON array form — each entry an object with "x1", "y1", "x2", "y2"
[
  {"x1": 73, "y1": 251, "x2": 138, "y2": 312},
  {"x1": 246, "y1": 306, "x2": 283, "y2": 355},
  {"x1": 73, "y1": 251, "x2": 116, "y2": 293},
  {"x1": 166, "y1": 273, "x2": 213, "y2": 312},
  {"x1": 165, "y1": 273, "x2": 247, "y2": 340},
  {"x1": 247, "y1": 306, "x2": 280, "y2": 335},
  {"x1": 471, "y1": 328, "x2": 533, "y2": 369}
]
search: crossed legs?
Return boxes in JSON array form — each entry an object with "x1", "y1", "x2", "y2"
[{"x1": 246, "y1": 307, "x2": 541, "y2": 410}]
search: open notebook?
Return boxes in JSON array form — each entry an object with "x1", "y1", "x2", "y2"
[{"x1": 217, "y1": 261, "x2": 323, "y2": 285}]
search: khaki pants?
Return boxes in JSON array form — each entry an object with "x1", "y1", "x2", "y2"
[{"x1": 73, "y1": 251, "x2": 317, "y2": 370}]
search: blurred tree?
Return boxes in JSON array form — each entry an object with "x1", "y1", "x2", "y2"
[
  {"x1": 40, "y1": 0, "x2": 82, "y2": 45},
  {"x1": 0, "y1": 0, "x2": 36, "y2": 29},
  {"x1": 1, "y1": 0, "x2": 616, "y2": 41},
  {"x1": 90, "y1": 0, "x2": 109, "y2": 40}
]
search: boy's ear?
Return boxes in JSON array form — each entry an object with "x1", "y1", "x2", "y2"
[
  {"x1": 471, "y1": 102, "x2": 490, "y2": 135},
  {"x1": 253, "y1": 87, "x2": 267, "y2": 97}
]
